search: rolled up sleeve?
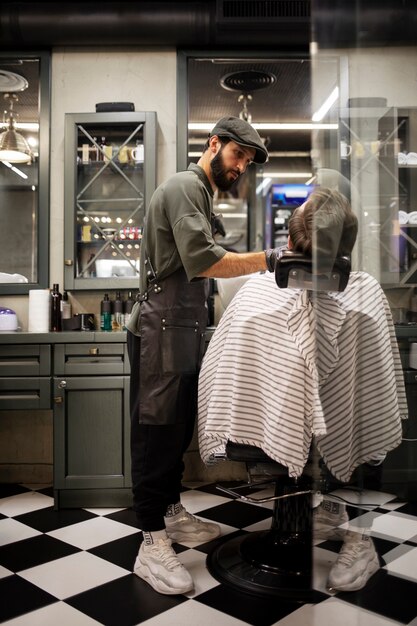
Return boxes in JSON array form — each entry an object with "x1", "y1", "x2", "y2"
[{"x1": 173, "y1": 213, "x2": 226, "y2": 281}]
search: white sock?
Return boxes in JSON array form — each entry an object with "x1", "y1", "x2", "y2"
[{"x1": 142, "y1": 529, "x2": 168, "y2": 546}]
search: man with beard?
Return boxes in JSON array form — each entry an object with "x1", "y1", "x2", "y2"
[{"x1": 127, "y1": 116, "x2": 281, "y2": 594}]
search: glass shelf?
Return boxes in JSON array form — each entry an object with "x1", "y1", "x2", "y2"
[{"x1": 64, "y1": 112, "x2": 157, "y2": 290}]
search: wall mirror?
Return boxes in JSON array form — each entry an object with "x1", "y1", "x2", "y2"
[
  {"x1": 177, "y1": 51, "x2": 313, "y2": 254},
  {"x1": 0, "y1": 51, "x2": 50, "y2": 294}
]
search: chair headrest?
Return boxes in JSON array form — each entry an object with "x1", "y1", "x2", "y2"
[{"x1": 275, "y1": 250, "x2": 351, "y2": 292}]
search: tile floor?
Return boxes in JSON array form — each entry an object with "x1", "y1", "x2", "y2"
[{"x1": 0, "y1": 482, "x2": 417, "y2": 626}]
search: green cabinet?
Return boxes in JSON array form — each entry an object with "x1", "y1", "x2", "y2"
[
  {"x1": 0, "y1": 344, "x2": 51, "y2": 410},
  {"x1": 52, "y1": 339, "x2": 132, "y2": 508},
  {"x1": 64, "y1": 111, "x2": 157, "y2": 290},
  {"x1": 0, "y1": 335, "x2": 133, "y2": 508}
]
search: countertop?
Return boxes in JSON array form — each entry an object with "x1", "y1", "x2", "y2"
[
  {"x1": 0, "y1": 324, "x2": 414, "y2": 344},
  {"x1": 0, "y1": 331, "x2": 128, "y2": 344}
]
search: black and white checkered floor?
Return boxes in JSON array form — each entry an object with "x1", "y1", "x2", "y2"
[{"x1": 1, "y1": 481, "x2": 417, "y2": 625}]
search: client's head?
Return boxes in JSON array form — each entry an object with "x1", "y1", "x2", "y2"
[{"x1": 288, "y1": 187, "x2": 358, "y2": 269}]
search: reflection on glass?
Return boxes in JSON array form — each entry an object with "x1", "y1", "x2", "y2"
[
  {"x1": 0, "y1": 58, "x2": 40, "y2": 285},
  {"x1": 311, "y1": 0, "x2": 417, "y2": 605},
  {"x1": 75, "y1": 123, "x2": 145, "y2": 280}
]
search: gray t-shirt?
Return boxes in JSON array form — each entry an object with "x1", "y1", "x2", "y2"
[{"x1": 139, "y1": 163, "x2": 226, "y2": 293}]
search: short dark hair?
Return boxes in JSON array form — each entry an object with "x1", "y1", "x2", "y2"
[
  {"x1": 202, "y1": 135, "x2": 231, "y2": 154},
  {"x1": 289, "y1": 187, "x2": 358, "y2": 269}
]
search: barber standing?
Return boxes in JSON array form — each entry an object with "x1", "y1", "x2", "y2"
[{"x1": 127, "y1": 116, "x2": 280, "y2": 595}]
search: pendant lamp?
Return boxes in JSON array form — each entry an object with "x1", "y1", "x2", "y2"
[{"x1": 0, "y1": 93, "x2": 32, "y2": 164}]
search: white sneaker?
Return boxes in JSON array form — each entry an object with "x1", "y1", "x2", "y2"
[
  {"x1": 327, "y1": 533, "x2": 379, "y2": 592},
  {"x1": 133, "y1": 538, "x2": 193, "y2": 595},
  {"x1": 313, "y1": 505, "x2": 349, "y2": 541},
  {"x1": 165, "y1": 507, "x2": 221, "y2": 543}
]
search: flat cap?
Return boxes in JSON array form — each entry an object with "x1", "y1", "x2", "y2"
[{"x1": 209, "y1": 116, "x2": 268, "y2": 164}]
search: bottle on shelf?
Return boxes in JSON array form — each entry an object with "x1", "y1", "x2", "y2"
[
  {"x1": 100, "y1": 136, "x2": 112, "y2": 162},
  {"x1": 112, "y1": 291, "x2": 124, "y2": 331},
  {"x1": 50, "y1": 284, "x2": 62, "y2": 332},
  {"x1": 100, "y1": 293, "x2": 112, "y2": 331},
  {"x1": 81, "y1": 143, "x2": 90, "y2": 164},
  {"x1": 123, "y1": 291, "x2": 135, "y2": 329},
  {"x1": 86, "y1": 252, "x2": 96, "y2": 278},
  {"x1": 60, "y1": 291, "x2": 72, "y2": 321},
  {"x1": 98, "y1": 136, "x2": 106, "y2": 162},
  {"x1": 92, "y1": 137, "x2": 99, "y2": 161}
]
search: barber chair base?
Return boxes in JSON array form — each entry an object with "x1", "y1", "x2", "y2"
[{"x1": 207, "y1": 529, "x2": 312, "y2": 600}]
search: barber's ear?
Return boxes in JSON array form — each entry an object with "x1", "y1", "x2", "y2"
[{"x1": 209, "y1": 135, "x2": 221, "y2": 154}]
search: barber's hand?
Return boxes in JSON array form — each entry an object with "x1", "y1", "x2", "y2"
[{"x1": 265, "y1": 245, "x2": 288, "y2": 272}]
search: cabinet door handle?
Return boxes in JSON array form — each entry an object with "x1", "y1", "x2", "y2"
[
  {"x1": 64, "y1": 259, "x2": 74, "y2": 266},
  {"x1": 58, "y1": 380, "x2": 67, "y2": 388},
  {"x1": 54, "y1": 396, "x2": 64, "y2": 404},
  {"x1": 89, "y1": 347, "x2": 99, "y2": 355}
]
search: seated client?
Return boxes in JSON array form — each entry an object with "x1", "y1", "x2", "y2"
[{"x1": 198, "y1": 187, "x2": 408, "y2": 592}]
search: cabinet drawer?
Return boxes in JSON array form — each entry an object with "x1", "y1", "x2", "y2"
[
  {"x1": 54, "y1": 343, "x2": 129, "y2": 375},
  {"x1": 0, "y1": 345, "x2": 51, "y2": 376},
  {"x1": 0, "y1": 377, "x2": 51, "y2": 409}
]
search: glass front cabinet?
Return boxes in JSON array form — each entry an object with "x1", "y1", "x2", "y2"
[
  {"x1": 64, "y1": 112, "x2": 157, "y2": 290},
  {"x1": 338, "y1": 105, "x2": 417, "y2": 287}
]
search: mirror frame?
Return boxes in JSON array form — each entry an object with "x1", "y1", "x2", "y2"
[
  {"x1": 176, "y1": 48, "x2": 309, "y2": 172},
  {"x1": 176, "y1": 49, "x2": 310, "y2": 252},
  {"x1": 0, "y1": 50, "x2": 50, "y2": 295}
]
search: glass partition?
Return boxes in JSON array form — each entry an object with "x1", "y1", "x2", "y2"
[
  {"x1": 311, "y1": 0, "x2": 417, "y2": 611},
  {"x1": 0, "y1": 52, "x2": 50, "y2": 294}
]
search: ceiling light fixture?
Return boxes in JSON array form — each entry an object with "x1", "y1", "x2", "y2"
[
  {"x1": 305, "y1": 175, "x2": 317, "y2": 185},
  {"x1": 0, "y1": 94, "x2": 32, "y2": 164},
  {"x1": 256, "y1": 177, "x2": 272, "y2": 195},
  {"x1": 312, "y1": 87, "x2": 339, "y2": 122},
  {"x1": 259, "y1": 172, "x2": 312, "y2": 178},
  {"x1": 189, "y1": 147, "x2": 311, "y2": 158},
  {"x1": 255, "y1": 123, "x2": 337, "y2": 130},
  {"x1": 267, "y1": 151, "x2": 311, "y2": 157},
  {"x1": 189, "y1": 123, "x2": 338, "y2": 131},
  {"x1": 1, "y1": 159, "x2": 28, "y2": 179},
  {"x1": 15, "y1": 122, "x2": 39, "y2": 132}
]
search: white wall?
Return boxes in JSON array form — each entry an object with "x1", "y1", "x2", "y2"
[
  {"x1": 50, "y1": 47, "x2": 178, "y2": 289},
  {"x1": 347, "y1": 47, "x2": 417, "y2": 107},
  {"x1": 313, "y1": 46, "x2": 417, "y2": 108},
  {"x1": 3, "y1": 47, "x2": 177, "y2": 328}
]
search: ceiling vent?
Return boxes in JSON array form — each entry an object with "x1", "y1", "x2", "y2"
[
  {"x1": 216, "y1": 0, "x2": 310, "y2": 24},
  {"x1": 220, "y1": 70, "x2": 277, "y2": 92}
]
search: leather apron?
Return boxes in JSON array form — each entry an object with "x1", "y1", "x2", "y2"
[{"x1": 138, "y1": 267, "x2": 209, "y2": 425}]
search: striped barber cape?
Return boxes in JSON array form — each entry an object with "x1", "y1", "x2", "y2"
[{"x1": 198, "y1": 271, "x2": 408, "y2": 482}]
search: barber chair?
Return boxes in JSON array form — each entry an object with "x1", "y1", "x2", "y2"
[{"x1": 206, "y1": 251, "x2": 351, "y2": 600}]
